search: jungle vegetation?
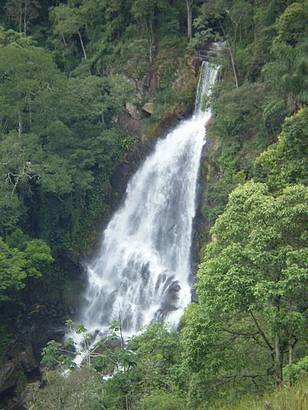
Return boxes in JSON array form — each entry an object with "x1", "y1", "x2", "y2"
[{"x1": 0, "y1": 0, "x2": 307, "y2": 408}]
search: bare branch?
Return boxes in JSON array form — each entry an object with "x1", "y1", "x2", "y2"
[{"x1": 249, "y1": 311, "x2": 273, "y2": 352}]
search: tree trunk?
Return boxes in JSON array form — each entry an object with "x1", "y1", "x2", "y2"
[
  {"x1": 78, "y1": 31, "x2": 87, "y2": 60},
  {"x1": 23, "y1": 0, "x2": 27, "y2": 34},
  {"x1": 19, "y1": 7, "x2": 22, "y2": 33},
  {"x1": 125, "y1": 395, "x2": 129, "y2": 410},
  {"x1": 18, "y1": 112, "x2": 22, "y2": 137},
  {"x1": 218, "y1": 22, "x2": 238, "y2": 88},
  {"x1": 61, "y1": 33, "x2": 67, "y2": 47},
  {"x1": 186, "y1": 0, "x2": 193, "y2": 39},
  {"x1": 288, "y1": 341, "x2": 293, "y2": 365},
  {"x1": 274, "y1": 334, "x2": 283, "y2": 385},
  {"x1": 228, "y1": 42, "x2": 238, "y2": 88}
]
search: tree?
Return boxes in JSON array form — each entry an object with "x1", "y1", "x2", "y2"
[
  {"x1": 183, "y1": 182, "x2": 307, "y2": 394},
  {"x1": 255, "y1": 108, "x2": 308, "y2": 191},
  {"x1": 276, "y1": 2, "x2": 308, "y2": 46},
  {"x1": 0, "y1": 38, "x2": 134, "y2": 251},
  {"x1": 5, "y1": 0, "x2": 40, "y2": 34},
  {"x1": 38, "y1": 322, "x2": 182, "y2": 410},
  {"x1": 28, "y1": 368, "x2": 103, "y2": 410},
  {"x1": 261, "y1": 2, "x2": 308, "y2": 116},
  {"x1": 262, "y1": 41, "x2": 308, "y2": 114},
  {"x1": 128, "y1": 323, "x2": 180, "y2": 394},
  {"x1": 138, "y1": 391, "x2": 186, "y2": 410},
  {"x1": 0, "y1": 44, "x2": 61, "y2": 137},
  {"x1": 194, "y1": 0, "x2": 254, "y2": 87},
  {"x1": 0, "y1": 237, "x2": 53, "y2": 301},
  {"x1": 131, "y1": 0, "x2": 168, "y2": 63},
  {"x1": 0, "y1": 26, "x2": 33, "y2": 47},
  {"x1": 50, "y1": 3, "x2": 87, "y2": 60},
  {"x1": 99, "y1": 322, "x2": 180, "y2": 409}
]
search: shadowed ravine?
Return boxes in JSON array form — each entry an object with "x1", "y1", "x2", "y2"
[{"x1": 73, "y1": 62, "x2": 219, "y2": 354}]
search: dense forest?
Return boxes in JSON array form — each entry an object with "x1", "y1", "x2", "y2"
[{"x1": 0, "y1": 0, "x2": 307, "y2": 409}]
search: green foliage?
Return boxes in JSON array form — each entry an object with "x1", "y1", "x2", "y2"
[
  {"x1": 201, "y1": 0, "x2": 308, "y2": 241},
  {"x1": 137, "y1": 391, "x2": 186, "y2": 410},
  {"x1": 211, "y1": 82, "x2": 266, "y2": 144},
  {"x1": 41, "y1": 340, "x2": 71, "y2": 371},
  {"x1": 131, "y1": 0, "x2": 168, "y2": 33},
  {"x1": 199, "y1": 182, "x2": 307, "y2": 317},
  {"x1": 28, "y1": 368, "x2": 103, "y2": 410},
  {"x1": 276, "y1": 2, "x2": 308, "y2": 45},
  {"x1": 0, "y1": 1, "x2": 307, "y2": 409},
  {"x1": 0, "y1": 26, "x2": 34, "y2": 47},
  {"x1": 182, "y1": 181, "x2": 308, "y2": 404},
  {"x1": 100, "y1": 323, "x2": 183, "y2": 408},
  {"x1": 0, "y1": 188, "x2": 23, "y2": 236},
  {"x1": 284, "y1": 356, "x2": 308, "y2": 383},
  {"x1": 0, "y1": 37, "x2": 135, "y2": 251},
  {"x1": 50, "y1": 4, "x2": 83, "y2": 40},
  {"x1": 201, "y1": 81, "x2": 268, "y2": 228},
  {"x1": 262, "y1": 41, "x2": 308, "y2": 114},
  {"x1": 128, "y1": 323, "x2": 181, "y2": 392},
  {"x1": 211, "y1": 376, "x2": 308, "y2": 410},
  {"x1": 5, "y1": 0, "x2": 40, "y2": 34},
  {"x1": 37, "y1": 322, "x2": 185, "y2": 409},
  {"x1": 0, "y1": 237, "x2": 53, "y2": 301},
  {"x1": 255, "y1": 108, "x2": 308, "y2": 190},
  {"x1": 192, "y1": 7, "x2": 308, "y2": 394}
]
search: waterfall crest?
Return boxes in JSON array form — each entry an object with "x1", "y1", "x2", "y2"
[{"x1": 79, "y1": 62, "x2": 219, "y2": 337}]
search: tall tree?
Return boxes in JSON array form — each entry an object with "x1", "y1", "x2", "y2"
[
  {"x1": 50, "y1": 3, "x2": 87, "y2": 60},
  {"x1": 5, "y1": 0, "x2": 40, "y2": 34},
  {"x1": 185, "y1": 0, "x2": 193, "y2": 39},
  {"x1": 131, "y1": 0, "x2": 168, "y2": 62},
  {"x1": 183, "y1": 182, "x2": 308, "y2": 390}
]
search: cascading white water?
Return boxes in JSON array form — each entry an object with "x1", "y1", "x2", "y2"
[{"x1": 79, "y1": 62, "x2": 219, "y2": 340}]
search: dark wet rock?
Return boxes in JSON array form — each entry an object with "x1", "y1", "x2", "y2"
[
  {"x1": 0, "y1": 342, "x2": 40, "y2": 410},
  {"x1": 0, "y1": 361, "x2": 19, "y2": 396},
  {"x1": 19, "y1": 347, "x2": 37, "y2": 374}
]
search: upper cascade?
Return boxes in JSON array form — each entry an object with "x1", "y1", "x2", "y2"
[{"x1": 78, "y1": 61, "x2": 219, "y2": 341}]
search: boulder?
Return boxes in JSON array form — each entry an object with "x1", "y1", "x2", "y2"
[
  {"x1": 126, "y1": 102, "x2": 141, "y2": 120},
  {"x1": 142, "y1": 102, "x2": 155, "y2": 115}
]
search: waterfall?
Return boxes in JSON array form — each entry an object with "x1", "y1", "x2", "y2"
[{"x1": 78, "y1": 61, "x2": 219, "y2": 340}]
